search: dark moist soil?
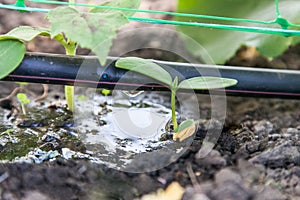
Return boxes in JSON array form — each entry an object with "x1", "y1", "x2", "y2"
[
  {"x1": 1, "y1": 90, "x2": 300, "y2": 200},
  {"x1": 1, "y1": 1, "x2": 300, "y2": 200}
]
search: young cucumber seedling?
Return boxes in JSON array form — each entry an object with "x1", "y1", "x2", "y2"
[
  {"x1": 116, "y1": 57, "x2": 238, "y2": 141},
  {"x1": 16, "y1": 93, "x2": 30, "y2": 115},
  {"x1": 0, "y1": 0, "x2": 141, "y2": 112}
]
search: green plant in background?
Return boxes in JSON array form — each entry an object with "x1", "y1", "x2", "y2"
[
  {"x1": 176, "y1": 0, "x2": 300, "y2": 64},
  {"x1": 14, "y1": 0, "x2": 26, "y2": 8},
  {"x1": 16, "y1": 82, "x2": 28, "y2": 87},
  {"x1": 116, "y1": 57, "x2": 238, "y2": 141},
  {"x1": 0, "y1": 0, "x2": 141, "y2": 112},
  {"x1": 17, "y1": 93, "x2": 30, "y2": 115}
]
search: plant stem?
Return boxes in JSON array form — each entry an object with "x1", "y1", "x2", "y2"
[
  {"x1": 64, "y1": 39, "x2": 77, "y2": 112},
  {"x1": 65, "y1": 85, "x2": 75, "y2": 112},
  {"x1": 65, "y1": 40, "x2": 76, "y2": 55},
  {"x1": 21, "y1": 103, "x2": 26, "y2": 115},
  {"x1": 171, "y1": 88, "x2": 178, "y2": 131}
]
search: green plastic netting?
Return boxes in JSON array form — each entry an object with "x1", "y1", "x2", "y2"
[{"x1": 0, "y1": 0, "x2": 299, "y2": 37}]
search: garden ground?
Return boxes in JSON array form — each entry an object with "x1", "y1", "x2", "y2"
[{"x1": 1, "y1": 0, "x2": 300, "y2": 199}]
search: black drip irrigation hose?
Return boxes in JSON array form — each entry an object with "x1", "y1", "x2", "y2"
[{"x1": 2, "y1": 53, "x2": 300, "y2": 99}]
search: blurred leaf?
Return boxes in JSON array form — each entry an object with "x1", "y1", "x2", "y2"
[
  {"x1": 141, "y1": 182, "x2": 185, "y2": 200},
  {"x1": 178, "y1": 76, "x2": 238, "y2": 90},
  {"x1": 90, "y1": 0, "x2": 141, "y2": 16},
  {"x1": 17, "y1": 93, "x2": 30, "y2": 105},
  {"x1": 0, "y1": 39, "x2": 25, "y2": 79},
  {"x1": 101, "y1": 89, "x2": 111, "y2": 96},
  {"x1": 172, "y1": 76, "x2": 179, "y2": 88},
  {"x1": 177, "y1": 0, "x2": 300, "y2": 64},
  {"x1": 116, "y1": 57, "x2": 172, "y2": 86},
  {"x1": 47, "y1": 7, "x2": 128, "y2": 64},
  {"x1": 173, "y1": 119, "x2": 195, "y2": 142},
  {"x1": 176, "y1": 119, "x2": 194, "y2": 132},
  {"x1": 5, "y1": 26, "x2": 50, "y2": 42},
  {"x1": 16, "y1": 82, "x2": 29, "y2": 86},
  {"x1": 245, "y1": 34, "x2": 293, "y2": 58}
]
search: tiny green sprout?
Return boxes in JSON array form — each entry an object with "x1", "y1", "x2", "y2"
[
  {"x1": 16, "y1": 82, "x2": 28, "y2": 86},
  {"x1": 17, "y1": 93, "x2": 30, "y2": 115},
  {"x1": 16, "y1": 82, "x2": 29, "y2": 91},
  {"x1": 116, "y1": 57, "x2": 238, "y2": 141},
  {"x1": 0, "y1": 129, "x2": 14, "y2": 135},
  {"x1": 0, "y1": 129, "x2": 14, "y2": 141},
  {"x1": 101, "y1": 89, "x2": 111, "y2": 96}
]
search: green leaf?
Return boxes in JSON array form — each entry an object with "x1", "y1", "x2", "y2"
[
  {"x1": 47, "y1": 7, "x2": 128, "y2": 64},
  {"x1": 245, "y1": 34, "x2": 293, "y2": 58},
  {"x1": 176, "y1": 119, "x2": 194, "y2": 132},
  {"x1": 5, "y1": 26, "x2": 50, "y2": 42},
  {"x1": 172, "y1": 76, "x2": 179, "y2": 89},
  {"x1": 173, "y1": 119, "x2": 195, "y2": 141},
  {"x1": 17, "y1": 93, "x2": 30, "y2": 105},
  {"x1": 90, "y1": 0, "x2": 141, "y2": 16},
  {"x1": 16, "y1": 82, "x2": 29, "y2": 86},
  {"x1": 115, "y1": 57, "x2": 173, "y2": 86},
  {"x1": 178, "y1": 76, "x2": 237, "y2": 90},
  {"x1": 0, "y1": 39, "x2": 25, "y2": 79},
  {"x1": 177, "y1": 0, "x2": 300, "y2": 64}
]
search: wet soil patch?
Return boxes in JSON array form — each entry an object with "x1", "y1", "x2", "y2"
[{"x1": 1, "y1": 85, "x2": 300, "y2": 199}]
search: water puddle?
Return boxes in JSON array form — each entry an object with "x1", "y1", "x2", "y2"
[
  {"x1": 0, "y1": 89, "x2": 196, "y2": 172},
  {"x1": 74, "y1": 90, "x2": 195, "y2": 172}
]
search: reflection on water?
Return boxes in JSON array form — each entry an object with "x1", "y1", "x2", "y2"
[{"x1": 74, "y1": 90, "x2": 195, "y2": 172}]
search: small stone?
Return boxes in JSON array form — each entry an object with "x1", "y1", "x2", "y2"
[
  {"x1": 254, "y1": 186, "x2": 286, "y2": 200},
  {"x1": 289, "y1": 175, "x2": 299, "y2": 187},
  {"x1": 292, "y1": 166, "x2": 300, "y2": 177},
  {"x1": 132, "y1": 174, "x2": 159, "y2": 194},
  {"x1": 266, "y1": 168, "x2": 283, "y2": 180},
  {"x1": 183, "y1": 186, "x2": 211, "y2": 200},
  {"x1": 245, "y1": 140, "x2": 268, "y2": 154},
  {"x1": 210, "y1": 181, "x2": 253, "y2": 200},
  {"x1": 199, "y1": 181, "x2": 214, "y2": 194},
  {"x1": 2, "y1": 191, "x2": 18, "y2": 200},
  {"x1": 182, "y1": 186, "x2": 194, "y2": 200},
  {"x1": 195, "y1": 150, "x2": 226, "y2": 168},
  {"x1": 280, "y1": 178, "x2": 288, "y2": 188},
  {"x1": 249, "y1": 141, "x2": 300, "y2": 168},
  {"x1": 253, "y1": 120, "x2": 274, "y2": 137},
  {"x1": 269, "y1": 133, "x2": 281, "y2": 141},
  {"x1": 23, "y1": 191, "x2": 50, "y2": 200},
  {"x1": 62, "y1": 148, "x2": 75, "y2": 160},
  {"x1": 238, "y1": 159, "x2": 265, "y2": 183},
  {"x1": 294, "y1": 184, "x2": 300, "y2": 196},
  {"x1": 286, "y1": 128, "x2": 298, "y2": 135},
  {"x1": 282, "y1": 133, "x2": 292, "y2": 139},
  {"x1": 215, "y1": 168, "x2": 242, "y2": 185}
]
